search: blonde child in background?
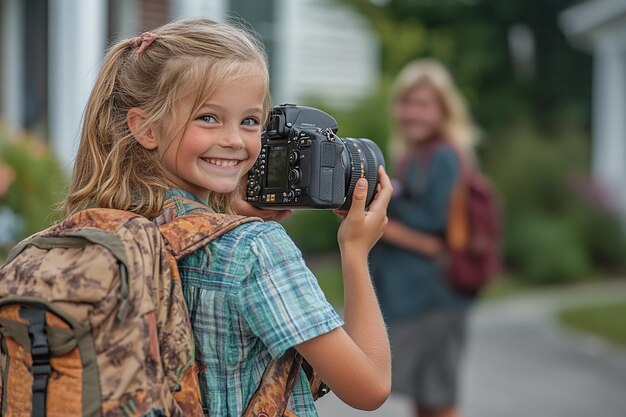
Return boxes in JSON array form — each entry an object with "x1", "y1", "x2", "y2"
[{"x1": 371, "y1": 59, "x2": 479, "y2": 417}]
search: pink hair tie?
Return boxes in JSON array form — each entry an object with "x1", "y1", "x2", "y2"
[{"x1": 128, "y1": 32, "x2": 158, "y2": 54}]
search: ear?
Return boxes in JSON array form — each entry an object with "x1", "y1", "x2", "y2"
[{"x1": 127, "y1": 108, "x2": 158, "y2": 150}]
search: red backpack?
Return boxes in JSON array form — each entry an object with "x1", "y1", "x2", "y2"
[
  {"x1": 402, "y1": 141, "x2": 501, "y2": 294},
  {"x1": 446, "y1": 157, "x2": 502, "y2": 294}
]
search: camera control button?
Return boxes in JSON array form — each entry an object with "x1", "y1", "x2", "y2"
[
  {"x1": 247, "y1": 184, "x2": 261, "y2": 197},
  {"x1": 288, "y1": 169, "x2": 300, "y2": 183}
]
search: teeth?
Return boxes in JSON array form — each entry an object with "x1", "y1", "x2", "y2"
[{"x1": 205, "y1": 158, "x2": 239, "y2": 167}]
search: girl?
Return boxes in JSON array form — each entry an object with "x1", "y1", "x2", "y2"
[
  {"x1": 370, "y1": 59, "x2": 479, "y2": 417},
  {"x1": 63, "y1": 18, "x2": 391, "y2": 416}
]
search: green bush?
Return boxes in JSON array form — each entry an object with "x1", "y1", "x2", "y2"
[
  {"x1": 571, "y1": 205, "x2": 626, "y2": 272},
  {"x1": 282, "y1": 210, "x2": 340, "y2": 255},
  {"x1": 507, "y1": 212, "x2": 591, "y2": 285},
  {"x1": 0, "y1": 126, "x2": 67, "y2": 252},
  {"x1": 486, "y1": 128, "x2": 625, "y2": 284}
]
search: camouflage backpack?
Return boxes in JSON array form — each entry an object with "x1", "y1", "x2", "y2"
[{"x1": 0, "y1": 202, "x2": 326, "y2": 417}]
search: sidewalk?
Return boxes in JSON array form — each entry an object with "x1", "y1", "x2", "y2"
[{"x1": 316, "y1": 280, "x2": 626, "y2": 417}]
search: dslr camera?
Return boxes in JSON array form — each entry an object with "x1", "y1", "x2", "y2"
[{"x1": 246, "y1": 104, "x2": 385, "y2": 210}]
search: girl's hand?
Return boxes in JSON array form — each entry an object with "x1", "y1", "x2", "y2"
[
  {"x1": 336, "y1": 166, "x2": 393, "y2": 255},
  {"x1": 231, "y1": 176, "x2": 293, "y2": 222}
]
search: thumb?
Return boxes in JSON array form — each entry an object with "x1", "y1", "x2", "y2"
[{"x1": 347, "y1": 178, "x2": 368, "y2": 217}]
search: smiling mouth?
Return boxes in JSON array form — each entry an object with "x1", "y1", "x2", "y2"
[{"x1": 201, "y1": 158, "x2": 243, "y2": 168}]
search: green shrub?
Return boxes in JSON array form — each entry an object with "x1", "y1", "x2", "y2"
[
  {"x1": 571, "y1": 205, "x2": 626, "y2": 272},
  {"x1": 507, "y1": 212, "x2": 591, "y2": 285},
  {"x1": 0, "y1": 127, "x2": 67, "y2": 252},
  {"x1": 282, "y1": 210, "x2": 340, "y2": 255},
  {"x1": 487, "y1": 128, "x2": 624, "y2": 284}
]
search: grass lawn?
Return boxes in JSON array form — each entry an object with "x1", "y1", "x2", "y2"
[
  {"x1": 559, "y1": 301, "x2": 626, "y2": 348},
  {"x1": 480, "y1": 276, "x2": 536, "y2": 302}
]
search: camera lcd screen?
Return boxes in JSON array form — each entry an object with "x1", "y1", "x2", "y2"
[{"x1": 266, "y1": 146, "x2": 288, "y2": 188}]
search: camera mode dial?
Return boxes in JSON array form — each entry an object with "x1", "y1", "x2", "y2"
[{"x1": 289, "y1": 150, "x2": 300, "y2": 164}]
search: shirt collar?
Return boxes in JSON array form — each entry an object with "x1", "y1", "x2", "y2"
[{"x1": 165, "y1": 188, "x2": 207, "y2": 205}]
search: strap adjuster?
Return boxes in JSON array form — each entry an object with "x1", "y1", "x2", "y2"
[
  {"x1": 32, "y1": 363, "x2": 52, "y2": 377},
  {"x1": 19, "y1": 306, "x2": 51, "y2": 417}
]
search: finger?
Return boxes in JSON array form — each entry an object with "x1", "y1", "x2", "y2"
[
  {"x1": 333, "y1": 209, "x2": 348, "y2": 219},
  {"x1": 369, "y1": 167, "x2": 393, "y2": 213},
  {"x1": 346, "y1": 178, "x2": 367, "y2": 220}
]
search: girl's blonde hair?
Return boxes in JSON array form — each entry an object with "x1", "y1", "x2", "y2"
[
  {"x1": 391, "y1": 59, "x2": 479, "y2": 158},
  {"x1": 63, "y1": 18, "x2": 270, "y2": 218}
]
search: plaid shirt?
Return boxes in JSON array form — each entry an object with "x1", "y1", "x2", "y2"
[{"x1": 157, "y1": 189, "x2": 343, "y2": 416}]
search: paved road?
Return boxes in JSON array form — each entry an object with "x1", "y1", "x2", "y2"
[{"x1": 316, "y1": 280, "x2": 626, "y2": 417}]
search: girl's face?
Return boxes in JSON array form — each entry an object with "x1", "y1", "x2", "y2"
[
  {"x1": 393, "y1": 84, "x2": 446, "y2": 146},
  {"x1": 159, "y1": 70, "x2": 266, "y2": 199}
]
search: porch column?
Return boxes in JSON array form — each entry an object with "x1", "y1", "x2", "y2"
[
  {"x1": 1, "y1": 0, "x2": 24, "y2": 131},
  {"x1": 592, "y1": 38, "x2": 626, "y2": 216},
  {"x1": 48, "y1": 0, "x2": 107, "y2": 170}
]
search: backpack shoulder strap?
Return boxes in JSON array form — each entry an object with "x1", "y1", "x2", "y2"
[
  {"x1": 242, "y1": 349, "x2": 303, "y2": 417},
  {"x1": 155, "y1": 197, "x2": 261, "y2": 260},
  {"x1": 158, "y1": 212, "x2": 260, "y2": 260}
]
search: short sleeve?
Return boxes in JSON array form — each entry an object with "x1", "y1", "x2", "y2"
[{"x1": 236, "y1": 222, "x2": 344, "y2": 358}]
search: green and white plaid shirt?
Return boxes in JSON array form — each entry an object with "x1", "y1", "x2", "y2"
[{"x1": 156, "y1": 189, "x2": 343, "y2": 416}]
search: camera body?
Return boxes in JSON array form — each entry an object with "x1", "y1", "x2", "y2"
[{"x1": 246, "y1": 104, "x2": 384, "y2": 210}]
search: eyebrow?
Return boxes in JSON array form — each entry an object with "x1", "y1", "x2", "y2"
[{"x1": 199, "y1": 102, "x2": 263, "y2": 114}]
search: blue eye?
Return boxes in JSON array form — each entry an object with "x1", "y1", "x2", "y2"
[
  {"x1": 242, "y1": 117, "x2": 260, "y2": 126},
  {"x1": 198, "y1": 114, "x2": 217, "y2": 124}
]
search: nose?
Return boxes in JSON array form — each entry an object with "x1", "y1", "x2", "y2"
[{"x1": 220, "y1": 123, "x2": 245, "y2": 149}]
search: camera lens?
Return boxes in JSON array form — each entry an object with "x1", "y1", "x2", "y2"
[{"x1": 339, "y1": 138, "x2": 385, "y2": 210}]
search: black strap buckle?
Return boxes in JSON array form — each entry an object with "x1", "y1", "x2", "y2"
[{"x1": 20, "y1": 307, "x2": 50, "y2": 417}]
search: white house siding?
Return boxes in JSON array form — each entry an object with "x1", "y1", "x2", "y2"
[
  {"x1": 273, "y1": 0, "x2": 379, "y2": 107},
  {"x1": 172, "y1": 0, "x2": 226, "y2": 21}
]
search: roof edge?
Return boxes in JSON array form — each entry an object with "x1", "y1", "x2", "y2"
[{"x1": 560, "y1": 0, "x2": 626, "y2": 41}]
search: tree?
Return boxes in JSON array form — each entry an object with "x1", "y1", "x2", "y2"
[{"x1": 338, "y1": 0, "x2": 592, "y2": 132}]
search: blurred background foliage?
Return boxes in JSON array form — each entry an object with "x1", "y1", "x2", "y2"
[
  {"x1": 0, "y1": 126, "x2": 67, "y2": 257},
  {"x1": 284, "y1": 0, "x2": 626, "y2": 287}
]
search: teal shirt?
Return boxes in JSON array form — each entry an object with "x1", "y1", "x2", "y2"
[
  {"x1": 370, "y1": 144, "x2": 474, "y2": 322},
  {"x1": 157, "y1": 189, "x2": 343, "y2": 416}
]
